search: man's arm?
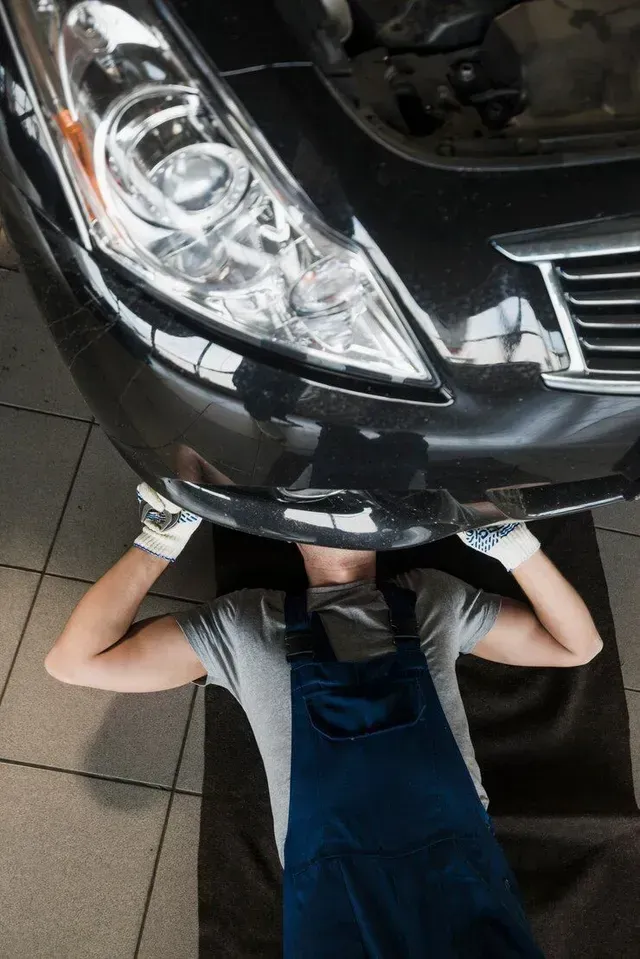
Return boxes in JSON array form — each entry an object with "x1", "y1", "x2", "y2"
[
  {"x1": 45, "y1": 484, "x2": 207, "y2": 692},
  {"x1": 459, "y1": 524, "x2": 603, "y2": 668},
  {"x1": 45, "y1": 547, "x2": 206, "y2": 691}
]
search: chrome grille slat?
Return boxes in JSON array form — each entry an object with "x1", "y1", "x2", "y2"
[
  {"x1": 558, "y1": 264, "x2": 640, "y2": 282},
  {"x1": 581, "y1": 337, "x2": 640, "y2": 353},
  {"x1": 574, "y1": 315, "x2": 640, "y2": 330},
  {"x1": 567, "y1": 290, "x2": 640, "y2": 307}
]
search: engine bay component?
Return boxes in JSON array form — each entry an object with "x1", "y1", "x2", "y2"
[
  {"x1": 481, "y1": 1, "x2": 640, "y2": 124},
  {"x1": 373, "y1": 0, "x2": 519, "y2": 52},
  {"x1": 319, "y1": 0, "x2": 354, "y2": 41},
  {"x1": 309, "y1": 0, "x2": 640, "y2": 165}
]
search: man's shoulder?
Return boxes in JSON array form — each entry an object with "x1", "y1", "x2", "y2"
[
  {"x1": 208, "y1": 587, "x2": 285, "y2": 620},
  {"x1": 395, "y1": 568, "x2": 479, "y2": 615},
  {"x1": 395, "y1": 567, "x2": 460, "y2": 592},
  {"x1": 174, "y1": 587, "x2": 285, "y2": 654}
]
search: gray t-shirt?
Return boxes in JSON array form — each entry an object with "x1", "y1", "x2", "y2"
[{"x1": 175, "y1": 569, "x2": 501, "y2": 863}]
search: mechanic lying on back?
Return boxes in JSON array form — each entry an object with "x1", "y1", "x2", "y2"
[{"x1": 46, "y1": 485, "x2": 602, "y2": 958}]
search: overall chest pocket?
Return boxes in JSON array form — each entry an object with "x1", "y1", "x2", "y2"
[{"x1": 304, "y1": 678, "x2": 424, "y2": 741}]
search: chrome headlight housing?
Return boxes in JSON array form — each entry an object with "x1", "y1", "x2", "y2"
[{"x1": 5, "y1": 0, "x2": 434, "y2": 385}]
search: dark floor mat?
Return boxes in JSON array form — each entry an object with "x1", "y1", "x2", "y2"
[
  {"x1": 199, "y1": 513, "x2": 639, "y2": 959},
  {"x1": 197, "y1": 688, "x2": 282, "y2": 959}
]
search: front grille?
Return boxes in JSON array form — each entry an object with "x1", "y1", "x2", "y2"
[{"x1": 555, "y1": 253, "x2": 640, "y2": 377}]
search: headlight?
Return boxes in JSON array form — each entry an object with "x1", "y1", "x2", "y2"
[{"x1": 6, "y1": 0, "x2": 434, "y2": 385}]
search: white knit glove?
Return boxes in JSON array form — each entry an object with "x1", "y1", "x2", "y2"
[
  {"x1": 134, "y1": 483, "x2": 202, "y2": 562},
  {"x1": 457, "y1": 522, "x2": 540, "y2": 571}
]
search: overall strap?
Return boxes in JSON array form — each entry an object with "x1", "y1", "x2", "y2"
[
  {"x1": 284, "y1": 592, "x2": 336, "y2": 664},
  {"x1": 378, "y1": 583, "x2": 421, "y2": 651}
]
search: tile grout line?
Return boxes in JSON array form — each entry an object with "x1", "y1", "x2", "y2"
[
  {"x1": 46, "y1": 570, "x2": 204, "y2": 605},
  {"x1": 0, "y1": 755, "x2": 203, "y2": 797},
  {"x1": 0, "y1": 756, "x2": 175, "y2": 793},
  {"x1": 44, "y1": 569, "x2": 203, "y2": 605},
  {"x1": 0, "y1": 422, "x2": 93, "y2": 710},
  {"x1": 172, "y1": 687, "x2": 199, "y2": 795},
  {"x1": 0, "y1": 398, "x2": 93, "y2": 424},
  {"x1": 0, "y1": 561, "x2": 41, "y2": 577},
  {"x1": 133, "y1": 685, "x2": 199, "y2": 959},
  {"x1": 594, "y1": 524, "x2": 640, "y2": 540},
  {"x1": 0, "y1": 562, "x2": 202, "y2": 604}
]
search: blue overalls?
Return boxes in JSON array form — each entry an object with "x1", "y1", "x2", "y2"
[{"x1": 282, "y1": 584, "x2": 544, "y2": 958}]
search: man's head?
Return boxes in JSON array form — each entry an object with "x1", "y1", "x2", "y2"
[{"x1": 296, "y1": 543, "x2": 376, "y2": 587}]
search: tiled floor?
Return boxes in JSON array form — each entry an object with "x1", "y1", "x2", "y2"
[
  {"x1": 0, "y1": 263, "x2": 208, "y2": 958},
  {"x1": 1, "y1": 258, "x2": 640, "y2": 957}
]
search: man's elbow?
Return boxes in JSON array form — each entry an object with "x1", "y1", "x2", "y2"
[
  {"x1": 44, "y1": 647, "x2": 89, "y2": 685},
  {"x1": 575, "y1": 634, "x2": 604, "y2": 666}
]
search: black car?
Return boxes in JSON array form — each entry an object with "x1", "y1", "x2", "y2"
[{"x1": 1, "y1": 0, "x2": 640, "y2": 548}]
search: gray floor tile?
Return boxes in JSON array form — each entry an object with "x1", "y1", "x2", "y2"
[
  {"x1": 626, "y1": 690, "x2": 640, "y2": 808},
  {"x1": 0, "y1": 407, "x2": 89, "y2": 569},
  {"x1": 176, "y1": 687, "x2": 205, "y2": 794},
  {"x1": 48, "y1": 427, "x2": 216, "y2": 601},
  {"x1": 138, "y1": 793, "x2": 201, "y2": 959},
  {"x1": 0, "y1": 566, "x2": 39, "y2": 689},
  {"x1": 0, "y1": 762, "x2": 167, "y2": 959},
  {"x1": 596, "y1": 529, "x2": 640, "y2": 690},
  {"x1": 0, "y1": 272, "x2": 90, "y2": 418},
  {"x1": 0, "y1": 577, "x2": 195, "y2": 785},
  {"x1": 593, "y1": 499, "x2": 640, "y2": 537}
]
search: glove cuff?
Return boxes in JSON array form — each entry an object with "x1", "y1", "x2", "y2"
[
  {"x1": 495, "y1": 525, "x2": 540, "y2": 571},
  {"x1": 134, "y1": 529, "x2": 180, "y2": 562}
]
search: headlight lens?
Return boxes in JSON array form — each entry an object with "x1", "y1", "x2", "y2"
[{"x1": 8, "y1": 0, "x2": 434, "y2": 384}]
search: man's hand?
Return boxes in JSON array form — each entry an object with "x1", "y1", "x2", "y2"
[
  {"x1": 134, "y1": 483, "x2": 202, "y2": 562},
  {"x1": 458, "y1": 522, "x2": 540, "y2": 571}
]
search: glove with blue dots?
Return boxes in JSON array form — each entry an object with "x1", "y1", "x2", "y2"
[
  {"x1": 457, "y1": 522, "x2": 540, "y2": 571},
  {"x1": 134, "y1": 483, "x2": 202, "y2": 562}
]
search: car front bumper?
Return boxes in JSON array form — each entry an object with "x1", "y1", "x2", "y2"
[{"x1": 148, "y1": 479, "x2": 639, "y2": 549}]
